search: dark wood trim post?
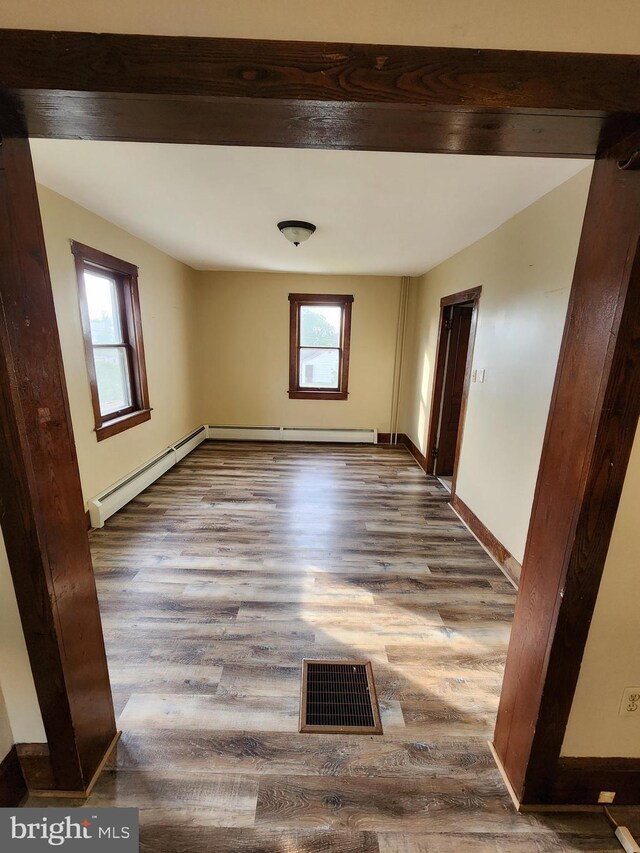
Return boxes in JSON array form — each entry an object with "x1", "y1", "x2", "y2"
[
  {"x1": 0, "y1": 134, "x2": 116, "y2": 791},
  {"x1": 493, "y1": 122, "x2": 640, "y2": 804}
]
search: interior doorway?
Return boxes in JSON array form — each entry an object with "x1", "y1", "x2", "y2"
[
  {"x1": 2, "y1": 31, "x2": 640, "y2": 809},
  {"x1": 426, "y1": 287, "x2": 480, "y2": 494}
]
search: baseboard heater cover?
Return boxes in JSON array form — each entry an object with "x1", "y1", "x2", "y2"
[
  {"x1": 174, "y1": 425, "x2": 208, "y2": 461},
  {"x1": 88, "y1": 424, "x2": 376, "y2": 527},
  {"x1": 87, "y1": 425, "x2": 207, "y2": 528},
  {"x1": 207, "y1": 425, "x2": 378, "y2": 444}
]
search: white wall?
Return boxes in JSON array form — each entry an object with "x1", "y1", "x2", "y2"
[
  {"x1": 38, "y1": 184, "x2": 201, "y2": 502},
  {"x1": 195, "y1": 271, "x2": 401, "y2": 432},
  {"x1": 0, "y1": 534, "x2": 46, "y2": 751},
  {"x1": 1, "y1": 1, "x2": 639, "y2": 53},
  {"x1": 562, "y1": 423, "x2": 640, "y2": 758},
  {"x1": 399, "y1": 168, "x2": 592, "y2": 563}
]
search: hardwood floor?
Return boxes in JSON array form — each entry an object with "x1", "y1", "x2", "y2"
[{"x1": 28, "y1": 443, "x2": 619, "y2": 850}]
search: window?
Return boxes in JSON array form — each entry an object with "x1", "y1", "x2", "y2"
[
  {"x1": 288, "y1": 293, "x2": 353, "y2": 400},
  {"x1": 72, "y1": 241, "x2": 151, "y2": 441}
]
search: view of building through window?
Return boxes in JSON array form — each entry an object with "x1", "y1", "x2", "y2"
[
  {"x1": 298, "y1": 304, "x2": 342, "y2": 389},
  {"x1": 288, "y1": 293, "x2": 353, "y2": 400}
]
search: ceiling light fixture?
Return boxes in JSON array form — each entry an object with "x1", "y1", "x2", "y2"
[{"x1": 277, "y1": 220, "x2": 316, "y2": 247}]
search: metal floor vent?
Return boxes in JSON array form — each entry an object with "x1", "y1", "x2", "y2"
[{"x1": 299, "y1": 659, "x2": 383, "y2": 734}]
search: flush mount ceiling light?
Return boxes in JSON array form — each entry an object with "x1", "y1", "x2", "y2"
[{"x1": 277, "y1": 220, "x2": 316, "y2": 247}]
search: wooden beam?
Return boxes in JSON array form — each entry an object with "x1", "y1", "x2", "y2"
[
  {"x1": 0, "y1": 27, "x2": 639, "y2": 807},
  {"x1": 1, "y1": 30, "x2": 639, "y2": 111},
  {"x1": 493, "y1": 122, "x2": 640, "y2": 803},
  {"x1": 13, "y1": 93, "x2": 605, "y2": 157},
  {"x1": 1, "y1": 30, "x2": 639, "y2": 155},
  {"x1": 0, "y1": 135, "x2": 117, "y2": 790},
  {"x1": 551, "y1": 758, "x2": 640, "y2": 807},
  {"x1": 0, "y1": 747, "x2": 26, "y2": 807}
]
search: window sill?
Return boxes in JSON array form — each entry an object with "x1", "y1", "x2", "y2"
[
  {"x1": 95, "y1": 408, "x2": 152, "y2": 441},
  {"x1": 288, "y1": 390, "x2": 348, "y2": 401}
]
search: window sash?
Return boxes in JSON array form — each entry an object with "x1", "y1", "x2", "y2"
[
  {"x1": 83, "y1": 269, "x2": 124, "y2": 345},
  {"x1": 298, "y1": 345, "x2": 342, "y2": 391},
  {"x1": 288, "y1": 293, "x2": 353, "y2": 399},
  {"x1": 91, "y1": 342, "x2": 136, "y2": 419},
  {"x1": 73, "y1": 240, "x2": 151, "y2": 439},
  {"x1": 299, "y1": 303, "x2": 343, "y2": 349},
  {"x1": 83, "y1": 265, "x2": 137, "y2": 423},
  {"x1": 296, "y1": 302, "x2": 344, "y2": 392}
]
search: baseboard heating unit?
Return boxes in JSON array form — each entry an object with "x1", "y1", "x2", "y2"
[
  {"x1": 87, "y1": 425, "x2": 207, "y2": 527},
  {"x1": 206, "y1": 425, "x2": 377, "y2": 444},
  {"x1": 87, "y1": 424, "x2": 378, "y2": 528}
]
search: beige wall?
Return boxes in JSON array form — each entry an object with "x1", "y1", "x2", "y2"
[
  {"x1": 399, "y1": 168, "x2": 591, "y2": 563},
  {"x1": 4, "y1": 144, "x2": 637, "y2": 769},
  {"x1": 562, "y1": 424, "x2": 640, "y2": 758},
  {"x1": 1, "y1": 1, "x2": 640, "y2": 53},
  {"x1": 0, "y1": 533, "x2": 46, "y2": 749},
  {"x1": 195, "y1": 271, "x2": 401, "y2": 432},
  {"x1": 38, "y1": 184, "x2": 201, "y2": 502}
]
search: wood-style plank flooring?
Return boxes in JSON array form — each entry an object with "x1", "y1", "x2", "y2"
[{"x1": 29, "y1": 443, "x2": 619, "y2": 851}]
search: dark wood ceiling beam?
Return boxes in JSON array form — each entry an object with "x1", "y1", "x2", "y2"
[
  {"x1": 13, "y1": 91, "x2": 605, "y2": 156},
  {"x1": 1, "y1": 30, "x2": 639, "y2": 155},
  {"x1": 0, "y1": 30, "x2": 639, "y2": 111}
]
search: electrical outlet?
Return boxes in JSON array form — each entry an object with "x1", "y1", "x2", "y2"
[
  {"x1": 619, "y1": 687, "x2": 640, "y2": 716},
  {"x1": 598, "y1": 791, "x2": 616, "y2": 804}
]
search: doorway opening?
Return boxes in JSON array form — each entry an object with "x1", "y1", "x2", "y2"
[
  {"x1": 426, "y1": 286, "x2": 481, "y2": 495},
  {"x1": 2, "y1": 30, "x2": 639, "y2": 816}
]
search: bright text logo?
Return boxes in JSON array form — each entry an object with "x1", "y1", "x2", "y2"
[{"x1": 0, "y1": 809, "x2": 138, "y2": 850}]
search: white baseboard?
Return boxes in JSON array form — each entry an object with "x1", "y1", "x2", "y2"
[
  {"x1": 206, "y1": 425, "x2": 377, "y2": 444},
  {"x1": 87, "y1": 425, "x2": 207, "y2": 528},
  {"x1": 87, "y1": 423, "x2": 379, "y2": 528}
]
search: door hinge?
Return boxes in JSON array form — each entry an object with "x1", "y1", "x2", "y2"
[
  {"x1": 444, "y1": 317, "x2": 453, "y2": 331},
  {"x1": 431, "y1": 446, "x2": 439, "y2": 460}
]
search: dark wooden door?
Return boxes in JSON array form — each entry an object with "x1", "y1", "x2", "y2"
[{"x1": 435, "y1": 304, "x2": 473, "y2": 476}]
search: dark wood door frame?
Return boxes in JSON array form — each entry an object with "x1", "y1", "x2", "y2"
[
  {"x1": 1, "y1": 30, "x2": 640, "y2": 803},
  {"x1": 434, "y1": 304, "x2": 473, "y2": 477},
  {"x1": 425, "y1": 287, "x2": 481, "y2": 496}
]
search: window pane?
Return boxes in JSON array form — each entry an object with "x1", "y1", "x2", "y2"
[
  {"x1": 84, "y1": 271, "x2": 122, "y2": 344},
  {"x1": 300, "y1": 305, "x2": 342, "y2": 347},
  {"x1": 299, "y1": 347, "x2": 340, "y2": 389},
  {"x1": 94, "y1": 347, "x2": 132, "y2": 415}
]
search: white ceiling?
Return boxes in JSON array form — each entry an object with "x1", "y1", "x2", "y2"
[{"x1": 31, "y1": 140, "x2": 588, "y2": 277}]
